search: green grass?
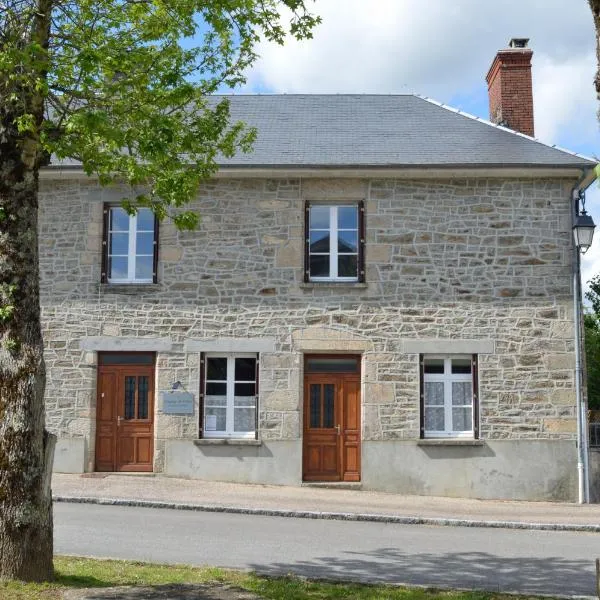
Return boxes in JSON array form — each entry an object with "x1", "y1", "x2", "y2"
[{"x1": 0, "y1": 556, "x2": 551, "y2": 600}]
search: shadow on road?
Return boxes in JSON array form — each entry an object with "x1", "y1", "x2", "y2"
[{"x1": 250, "y1": 547, "x2": 595, "y2": 596}]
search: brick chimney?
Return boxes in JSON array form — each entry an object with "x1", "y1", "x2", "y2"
[{"x1": 486, "y1": 38, "x2": 534, "y2": 136}]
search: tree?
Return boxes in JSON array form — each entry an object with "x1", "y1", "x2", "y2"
[
  {"x1": 590, "y1": 1, "x2": 600, "y2": 100},
  {"x1": 0, "y1": 0, "x2": 319, "y2": 582}
]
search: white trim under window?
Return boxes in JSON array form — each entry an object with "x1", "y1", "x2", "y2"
[
  {"x1": 106, "y1": 207, "x2": 155, "y2": 283},
  {"x1": 422, "y1": 354, "x2": 476, "y2": 438},
  {"x1": 203, "y1": 353, "x2": 257, "y2": 439},
  {"x1": 309, "y1": 204, "x2": 359, "y2": 282}
]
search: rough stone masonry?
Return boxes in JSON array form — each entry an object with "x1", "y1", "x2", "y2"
[{"x1": 39, "y1": 176, "x2": 582, "y2": 500}]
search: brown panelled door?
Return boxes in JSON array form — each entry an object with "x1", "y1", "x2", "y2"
[
  {"x1": 96, "y1": 353, "x2": 155, "y2": 472},
  {"x1": 303, "y1": 355, "x2": 361, "y2": 482}
]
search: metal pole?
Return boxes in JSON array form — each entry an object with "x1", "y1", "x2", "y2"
[{"x1": 574, "y1": 249, "x2": 586, "y2": 503}]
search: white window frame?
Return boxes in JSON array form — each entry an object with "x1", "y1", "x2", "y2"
[
  {"x1": 107, "y1": 207, "x2": 154, "y2": 284},
  {"x1": 309, "y1": 204, "x2": 358, "y2": 282},
  {"x1": 204, "y1": 353, "x2": 257, "y2": 439},
  {"x1": 423, "y1": 354, "x2": 475, "y2": 438}
]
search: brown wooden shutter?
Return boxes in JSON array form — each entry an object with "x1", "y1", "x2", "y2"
[
  {"x1": 199, "y1": 352, "x2": 205, "y2": 438},
  {"x1": 304, "y1": 200, "x2": 310, "y2": 283},
  {"x1": 152, "y1": 214, "x2": 160, "y2": 284},
  {"x1": 419, "y1": 354, "x2": 425, "y2": 439},
  {"x1": 101, "y1": 204, "x2": 110, "y2": 283},
  {"x1": 358, "y1": 199, "x2": 366, "y2": 283},
  {"x1": 255, "y1": 354, "x2": 260, "y2": 440},
  {"x1": 472, "y1": 354, "x2": 480, "y2": 439}
]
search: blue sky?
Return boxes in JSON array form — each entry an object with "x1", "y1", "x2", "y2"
[{"x1": 232, "y1": 0, "x2": 600, "y2": 289}]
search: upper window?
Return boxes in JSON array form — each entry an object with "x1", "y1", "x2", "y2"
[
  {"x1": 101, "y1": 205, "x2": 158, "y2": 284},
  {"x1": 201, "y1": 353, "x2": 258, "y2": 439},
  {"x1": 420, "y1": 355, "x2": 479, "y2": 439},
  {"x1": 304, "y1": 202, "x2": 365, "y2": 283}
]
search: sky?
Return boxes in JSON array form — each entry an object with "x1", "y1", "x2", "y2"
[{"x1": 236, "y1": 0, "x2": 600, "y2": 294}]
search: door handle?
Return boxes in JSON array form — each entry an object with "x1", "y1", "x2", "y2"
[
  {"x1": 335, "y1": 424, "x2": 341, "y2": 435},
  {"x1": 117, "y1": 416, "x2": 124, "y2": 427}
]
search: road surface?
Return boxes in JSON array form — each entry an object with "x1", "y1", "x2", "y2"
[{"x1": 54, "y1": 502, "x2": 600, "y2": 596}]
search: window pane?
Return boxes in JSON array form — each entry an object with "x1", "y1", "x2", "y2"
[
  {"x1": 424, "y1": 358, "x2": 444, "y2": 374},
  {"x1": 207, "y1": 358, "x2": 227, "y2": 381},
  {"x1": 124, "y1": 376, "x2": 135, "y2": 419},
  {"x1": 137, "y1": 208, "x2": 154, "y2": 231},
  {"x1": 110, "y1": 208, "x2": 129, "y2": 232},
  {"x1": 425, "y1": 382, "x2": 444, "y2": 405},
  {"x1": 338, "y1": 255, "x2": 357, "y2": 277},
  {"x1": 108, "y1": 256, "x2": 128, "y2": 280},
  {"x1": 109, "y1": 232, "x2": 129, "y2": 255},
  {"x1": 338, "y1": 230, "x2": 358, "y2": 253},
  {"x1": 206, "y1": 382, "x2": 226, "y2": 396},
  {"x1": 235, "y1": 357, "x2": 256, "y2": 381},
  {"x1": 234, "y1": 382, "x2": 255, "y2": 396},
  {"x1": 452, "y1": 358, "x2": 472, "y2": 375},
  {"x1": 205, "y1": 407, "x2": 226, "y2": 431},
  {"x1": 310, "y1": 230, "x2": 330, "y2": 253},
  {"x1": 306, "y1": 358, "x2": 359, "y2": 373},
  {"x1": 425, "y1": 406, "x2": 445, "y2": 431},
  {"x1": 136, "y1": 232, "x2": 154, "y2": 255},
  {"x1": 234, "y1": 407, "x2": 255, "y2": 432},
  {"x1": 205, "y1": 394, "x2": 227, "y2": 407},
  {"x1": 310, "y1": 206, "x2": 330, "y2": 229},
  {"x1": 338, "y1": 206, "x2": 357, "y2": 229},
  {"x1": 137, "y1": 376, "x2": 149, "y2": 419},
  {"x1": 310, "y1": 384, "x2": 321, "y2": 428},
  {"x1": 234, "y1": 395, "x2": 256, "y2": 407},
  {"x1": 452, "y1": 407, "x2": 472, "y2": 432},
  {"x1": 323, "y1": 384, "x2": 335, "y2": 428},
  {"x1": 452, "y1": 382, "x2": 472, "y2": 405},
  {"x1": 135, "y1": 255, "x2": 153, "y2": 280},
  {"x1": 310, "y1": 254, "x2": 330, "y2": 278}
]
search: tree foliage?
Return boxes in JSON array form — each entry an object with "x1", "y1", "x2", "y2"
[
  {"x1": 585, "y1": 276, "x2": 600, "y2": 410},
  {"x1": 0, "y1": 0, "x2": 319, "y2": 583}
]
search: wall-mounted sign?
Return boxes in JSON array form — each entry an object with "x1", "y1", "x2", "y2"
[{"x1": 161, "y1": 392, "x2": 194, "y2": 415}]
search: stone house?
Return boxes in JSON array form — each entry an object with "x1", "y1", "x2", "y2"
[{"x1": 43, "y1": 40, "x2": 598, "y2": 501}]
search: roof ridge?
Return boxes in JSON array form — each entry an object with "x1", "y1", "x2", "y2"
[{"x1": 415, "y1": 94, "x2": 598, "y2": 165}]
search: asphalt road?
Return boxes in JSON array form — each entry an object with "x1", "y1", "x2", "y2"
[{"x1": 54, "y1": 502, "x2": 600, "y2": 596}]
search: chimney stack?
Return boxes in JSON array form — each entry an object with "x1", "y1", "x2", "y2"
[{"x1": 486, "y1": 38, "x2": 534, "y2": 136}]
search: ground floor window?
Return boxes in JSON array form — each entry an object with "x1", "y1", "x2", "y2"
[
  {"x1": 201, "y1": 353, "x2": 258, "y2": 438},
  {"x1": 420, "y1": 354, "x2": 479, "y2": 439}
]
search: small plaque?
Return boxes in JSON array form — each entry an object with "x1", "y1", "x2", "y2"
[{"x1": 161, "y1": 392, "x2": 194, "y2": 415}]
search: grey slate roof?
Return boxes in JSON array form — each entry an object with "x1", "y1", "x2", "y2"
[{"x1": 49, "y1": 94, "x2": 596, "y2": 170}]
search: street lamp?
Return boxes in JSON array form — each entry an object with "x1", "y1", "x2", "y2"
[
  {"x1": 573, "y1": 210, "x2": 596, "y2": 254},
  {"x1": 573, "y1": 189, "x2": 596, "y2": 504}
]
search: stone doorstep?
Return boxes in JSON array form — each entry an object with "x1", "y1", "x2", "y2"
[{"x1": 300, "y1": 482, "x2": 363, "y2": 490}]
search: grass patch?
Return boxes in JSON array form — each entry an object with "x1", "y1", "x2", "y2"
[{"x1": 0, "y1": 556, "x2": 550, "y2": 600}]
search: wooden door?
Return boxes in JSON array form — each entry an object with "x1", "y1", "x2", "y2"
[
  {"x1": 303, "y1": 357, "x2": 361, "y2": 482},
  {"x1": 96, "y1": 354, "x2": 155, "y2": 472}
]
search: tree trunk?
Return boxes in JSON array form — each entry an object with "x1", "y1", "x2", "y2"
[
  {"x1": 590, "y1": 0, "x2": 600, "y2": 100},
  {"x1": 0, "y1": 104, "x2": 54, "y2": 581}
]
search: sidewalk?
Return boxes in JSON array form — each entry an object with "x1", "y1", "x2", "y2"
[{"x1": 52, "y1": 473, "x2": 600, "y2": 532}]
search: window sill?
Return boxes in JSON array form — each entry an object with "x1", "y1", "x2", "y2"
[
  {"x1": 417, "y1": 439, "x2": 485, "y2": 447},
  {"x1": 299, "y1": 282, "x2": 368, "y2": 290},
  {"x1": 100, "y1": 283, "x2": 159, "y2": 293},
  {"x1": 193, "y1": 438, "x2": 262, "y2": 446}
]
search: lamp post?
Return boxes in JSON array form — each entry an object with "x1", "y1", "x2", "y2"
[{"x1": 573, "y1": 189, "x2": 595, "y2": 504}]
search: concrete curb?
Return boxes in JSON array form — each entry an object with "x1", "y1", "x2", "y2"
[{"x1": 53, "y1": 495, "x2": 600, "y2": 533}]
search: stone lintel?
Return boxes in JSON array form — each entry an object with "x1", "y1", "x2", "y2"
[
  {"x1": 184, "y1": 337, "x2": 276, "y2": 353},
  {"x1": 402, "y1": 339, "x2": 495, "y2": 355},
  {"x1": 80, "y1": 336, "x2": 173, "y2": 351}
]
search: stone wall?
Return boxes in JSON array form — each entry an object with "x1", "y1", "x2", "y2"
[{"x1": 40, "y1": 176, "x2": 579, "y2": 492}]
